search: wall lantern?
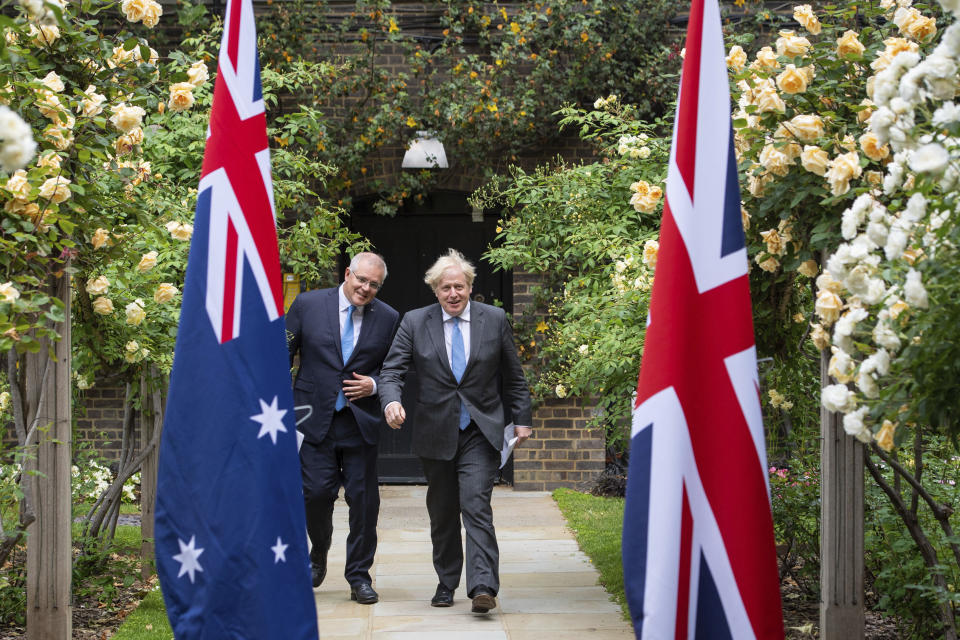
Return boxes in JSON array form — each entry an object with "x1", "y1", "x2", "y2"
[{"x1": 401, "y1": 131, "x2": 448, "y2": 169}]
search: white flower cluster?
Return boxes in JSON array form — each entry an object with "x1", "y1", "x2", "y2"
[
  {"x1": 0, "y1": 105, "x2": 37, "y2": 173},
  {"x1": 820, "y1": 0, "x2": 959, "y2": 451},
  {"x1": 617, "y1": 134, "x2": 652, "y2": 159},
  {"x1": 72, "y1": 462, "x2": 140, "y2": 503}
]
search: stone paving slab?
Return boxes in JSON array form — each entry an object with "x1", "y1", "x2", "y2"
[{"x1": 314, "y1": 485, "x2": 631, "y2": 640}]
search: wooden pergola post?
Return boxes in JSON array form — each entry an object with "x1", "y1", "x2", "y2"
[
  {"x1": 820, "y1": 351, "x2": 864, "y2": 638},
  {"x1": 25, "y1": 273, "x2": 72, "y2": 639}
]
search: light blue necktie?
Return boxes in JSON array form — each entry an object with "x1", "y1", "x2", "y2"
[
  {"x1": 335, "y1": 304, "x2": 356, "y2": 411},
  {"x1": 451, "y1": 317, "x2": 470, "y2": 430}
]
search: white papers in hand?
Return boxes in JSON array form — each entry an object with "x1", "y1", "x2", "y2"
[{"x1": 500, "y1": 423, "x2": 519, "y2": 469}]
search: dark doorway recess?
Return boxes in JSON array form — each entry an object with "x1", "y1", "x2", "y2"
[{"x1": 348, "y1": 191, "x2": 513, "y2": 483}]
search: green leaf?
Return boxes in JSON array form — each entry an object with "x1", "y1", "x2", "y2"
[{"x1": 123, "y1": 37, "x2": 139, "y2": 51}]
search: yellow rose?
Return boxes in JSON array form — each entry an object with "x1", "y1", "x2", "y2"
[
  {"x1": 797, "y1": 260, "x2": 819, "y2": 277},
  {"x1": 828, "y1": 349, "x2": 856, "y2": 383},
  {"x1": 895, "y1": 7, "x2": 936, "y2": 41},
  {"x1": 91, "y1": 228, "x2": 110, "y2": 249},
  {"x1": 810, "y1": 323, "x2": 831, "y2": 351},
  {"x1": 85, "y1": 275, "x2": 110, "y2": 295},
  {"x1": 760, "y1": 229, "x2": 786, "y2": 256},
  {"x1": 154, "y1": 283, "x2": 178, "y2": 303},
  {"x1": 38, "y1": 176, "x2": 71, "y2": 204},
  {"x1": 166, "y1": 220, "x2": 194, "y2": 241},
  {"x1": 776, "y1": 64, "x2": 808, "y2": 94},
  {"x1": 759, "y1": 144, "x2": 793, "y2": 177},
  {"x1": 748, "y1": 172, "x2": 773, "y2": 197},
  {"x1": 167, "y1": 82, "x2": 196, "y2": 113},
  {"x1": 865, "y1": 170, "x2": 883, "y2": 187},
  {"x1": 642, "y1": 239, "x2": 659, "y2": 269},
  {"x1": 36, "y1": 90, "x2": 63, "y2": 120},
  {"x1": 816, "y1": 272, "x2": 845, "y2": 295},
  {"x1": 826, "y1": 151, "x2": 863, "y2": 196},
  {"x1": 141, "y1": 0, "x2": 162, "y2": 27},
  {"x1": 4, "y1": 170, "x2": 31, "y2": 199},
  {"x1": 78, "y1": 86, "x2": 106, "y2": 117},
  {"x1": 783, "y1": 114, "x2": 824, "y2": 143},
  {"x1": 125, "y1": 299, "x2": 146, "y2": 325},
  {"x1": 41, "y1": 71, "x2": 65, "y2": 93},
  {"x1": 726, "y1": 45, "x2": 747, "y2": 71},
  {"x1": 114, "y1": 127, "x2": 144, "y2": 156},
  {"x1": 874, "y1": 420, "x2": 897, "y2": 451},
  {"x1": 775, "y1": 30, "x2": 812, "y2": 57},
  {"x1": 815, "y1": 289, "x2": 843, "y2": 324},
  {"x1": 793, "y1": 5, "x2": 821, "y2": 35},
  {"x1": 28, "y1": 23, "x2": 60, "y2": 46},
  {"x1": 121, "y1": 0, "x2": 148, "y2": 21},
  {"x1": 92, "y1": 296, "x2": 113, "y2": 315},
  {"x1": 755, "y1": 255, "x2": 780, "y2": 273},
  {"x1": 138, "y1": 250, "x2": 158, "y2": 272},
  {"x1": 754, "y1": 81, "x2": 785, "y2": 113},
  {"x1": 801, "y1": 146, "x2": 830, "y2": 176},
  {"x1": 751, "y1": 46, "x2": 780, "y2": 70},
  {"x1": 109, "y1": 103, "x2": 146, "y2": 133},
  {"x1": 836, "y1": 30, "x2": 866, "y2": 57},
  {"x1": 187, "y1": 61, "x2": 209, "y2": 88},
  {"x1": 857, "y1": 99, "x2": 875, "y2": 123},
  {"x1": 0, "y1": 282, "x2": 21, "y2": 303},
  {"x1": 741, "y1": 205, "x2": 751, "y2": 230},
  {"x1": 630, "y1": 180, "x2": 651, "y2": 195},
  {"x1": 888, "y1": 299, "x2": 909, "y2": 320},
  {"x1": 37, "y1": 152, "x2": 62, "y2": 170},
  {"x1": 859, "y1": 132, "x2": 890, "y2": 162}
]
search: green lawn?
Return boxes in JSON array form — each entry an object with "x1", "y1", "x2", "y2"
[
  {"x1": 552, "y1": 487, "x2": 629, "y2": 619},
  {"x1": 110, "y1": 588, "x2": 173, "y2": 640}
]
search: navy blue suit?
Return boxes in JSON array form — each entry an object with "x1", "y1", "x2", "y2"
[{"x1": 286, "y1": 287, "x2": 399, "y2": 586}]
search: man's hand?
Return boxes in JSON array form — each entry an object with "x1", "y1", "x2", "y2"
[
  {"x1": 515, "y1": 426, "x2": 532, "y2": 444},
  {"x1": 342, "y1": 373, "x2": 374, "y2": 400},
  {"x1": 384, "y1": 401, "x2": 405, "y2": 429}
]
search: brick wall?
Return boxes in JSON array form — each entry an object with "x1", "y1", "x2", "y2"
[
  {"x1": 75, "y1": 386, "x2": 139, "y2": 462},
  {"x1": 513, "y1": 397, "x2": 605, "y2": 492},
  {"x1": 511, "y1": 271, "x2": 607, "y2": 492}
]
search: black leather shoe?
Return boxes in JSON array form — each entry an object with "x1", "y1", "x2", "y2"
[
  {"x1": 310, "y1": 561, "x2": 326, "y2": 588},
  {"x1": 470, "y1": 586, "x2": 496, "y2": 614},
  {"x1": 350, "y1": 582, "x2": 379, "y2": 605},
  {"x1": 430, "y1": 583, "x2": 454, "y2": 607}
]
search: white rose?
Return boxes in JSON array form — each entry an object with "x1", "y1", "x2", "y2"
[
  {"x1": 842, "y1": 407, "x2": 874, "y2": 442},
  {"x1": 903, "y1": 268, "x2": 929, "y2": 308},
  {"x1": 0, "y1": 281, "x2": 21, "y2": 303},
  {"x1": 873, "y1": 319, "x2": 902, "y2": 351},
  {"x1": 85, "y1": 275, "x2": 110, "y2": 295},
  {"x1": 822, "y1": 383, "x2": 857, "y2": 413},
  {"x1": 125, "y1": 299, "x2": 146, "y2": 325},
  {"x1": 908, "y1": 143, "x2": 949, "y2": 173}
]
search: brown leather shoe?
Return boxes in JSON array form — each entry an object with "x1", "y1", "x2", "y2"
[{"x1": 470, "y1": 586, "x2": 496, "y2": 614}]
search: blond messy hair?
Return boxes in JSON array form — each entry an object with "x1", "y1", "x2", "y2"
[{"x1": 424, "y1": 249, "x2": 476, "y2": 290}]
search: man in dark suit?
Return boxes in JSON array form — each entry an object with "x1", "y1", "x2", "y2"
[
  {"x1": 379, "y1": 249, "x2": 532, "y2": 614},
  {"x1": 286, "y1": 252, "x2": 399, "y2": 605}
]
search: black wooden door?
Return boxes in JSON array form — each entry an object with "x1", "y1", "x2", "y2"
[{"x1": 348, "y1": 192, "x2": 512, "y2": 483}]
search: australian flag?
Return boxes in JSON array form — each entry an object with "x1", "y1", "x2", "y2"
[
  {"x1": 154, "y1": 0, "x2": 318, "y2": 636},
  {"x1": 621, "y1": 0, "x2": 784, "y2": 638}
]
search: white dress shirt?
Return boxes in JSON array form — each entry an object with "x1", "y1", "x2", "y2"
[
  {"x1": 441, "y1": 302, "x2": 471, "y2": 372},
  {"x1": 338, "y1": 285, "x2": 376, "y2": 393}
]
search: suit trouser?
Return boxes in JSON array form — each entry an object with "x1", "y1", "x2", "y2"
[
  {"x1": 420, "y1": 423, "x2": 500, "y2": 597},
  {"x1": 300, "y1": 409, "x2": 379, "y2": 586}
]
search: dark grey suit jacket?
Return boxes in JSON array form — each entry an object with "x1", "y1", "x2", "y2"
[
  {"x1": 379, "y1": 301, "x2": 532, "y2": 460},
  {"x1": 286, "y1": 287, "x2": 399, "y2": 446}
]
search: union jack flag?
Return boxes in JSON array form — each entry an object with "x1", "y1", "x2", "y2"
[
  {"x1": 154, "y1": 0, "x2": 318, "y2": 635},
  {"x1": 621, "y1": 0, "x2": 784, "y2": 638}
]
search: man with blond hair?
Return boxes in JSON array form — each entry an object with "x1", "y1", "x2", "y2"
[
  {"x1": 379, "y1": 249, "x2": 532, "y2": 614},
  {"x1": 286, "y1": 252, "x2": 399, "y2": 605}
]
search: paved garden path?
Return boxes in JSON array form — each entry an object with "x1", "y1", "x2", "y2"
[{"x1": 313, "y1": 485, "x2": 632, "y2": 639}]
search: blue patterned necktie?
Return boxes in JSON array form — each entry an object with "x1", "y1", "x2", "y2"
[
  {"x1": 451, "y1": 316, "x2": 470, "y2": 430},
  {"x1": 335, "y1": 304, "x2": 356, "y2": 411}
]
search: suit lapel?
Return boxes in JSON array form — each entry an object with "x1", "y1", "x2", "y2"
[
  {"x1": 463, "y1": 303, "x2": 484, "y2": 380},
  {"x1": 426, "y1": 305, "x2": 454, "y2": 378},
  {"x1": 326, "y1": 288, "x2": 346, "y2": 365}
]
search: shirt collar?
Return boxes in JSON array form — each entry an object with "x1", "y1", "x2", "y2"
[
  {"x1": 338, "y1": 285, "x2": 361, "y2": 313},
  {"x1": 441, "y1": 301, "x2": 471, "y2": 324}
]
